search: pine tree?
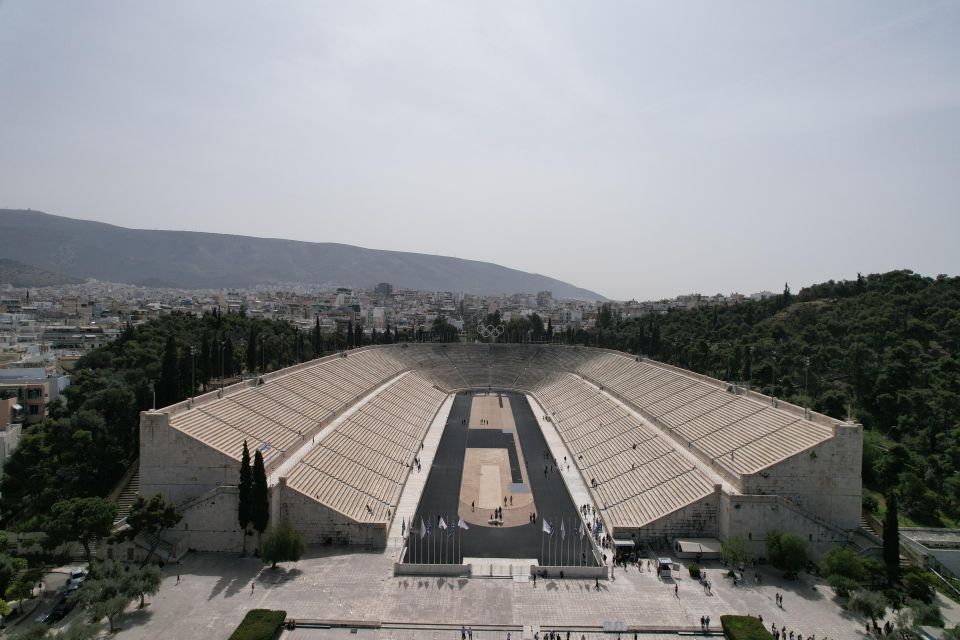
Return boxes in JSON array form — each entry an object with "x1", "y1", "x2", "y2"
[
  {"x1": 238, "y1": 441, "x2": 252, "y2": 556},
  {"x1": 347, "y1": 320, "x2": 354, "y2": 348},
  {"x1": 384, "y1": 324, "x2": 392, "y2": 344},
  {"x1": 251, "y1": 449, "x2": 269, "y2": 551},
  {"x1": 883, "y1": 492, "x2": 900, "y2": 584},
  {"x1": 354, "y1": 321, "x2": 363, "y2": 347}
]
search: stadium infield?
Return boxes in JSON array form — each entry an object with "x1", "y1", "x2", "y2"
[{"x1": 406, "y1": 391, "x2": 594, "y2": 565}]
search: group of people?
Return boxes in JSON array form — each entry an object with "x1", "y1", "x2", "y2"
[
  {"x1": 528, "y1": 511, "x2": 538, "y2": 523},
  {"x1": 699, "y1": 616, "x2": 712, "y2": 630},
  {"x1": 478, "y1": 418, "x2": 491, "y2": 425}
]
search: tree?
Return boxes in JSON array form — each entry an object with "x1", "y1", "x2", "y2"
[
  {"x1": 126, "y1": 564, "x2": 161, "y2": 609},
  {"x1": 75, "y1": 560, "x2": 154, "y2": 632},
  {"x1": 238, "y1": 440, "x2": 253, "y2": 556},
  {"x1": 720, "y1": 536, "x2": 753, "y2": 568},
  {"x1": 849, "y1": 589, "x2": 887, "y2": 626},
  {"x1": 5, "y1": 569, "x2": 40, "y2": 613},
  {"x1": 883, "y1": 492, "x2": 901, "y2": 584},
  {"x1": 346, "y1": 320, "x2": 354, "y2": 348},
  {"x1": 0, "y1": 554, "x2": 27, "y2": 596},
  {"x1": 156, "y1": 334, "x2": 179, "y2": 407},
  {"x1": 821, "y1": 545, "x2": 866, "y2": 581},
  {"x1": 827, "y1": 574, "x2": 860, "y2": 598},
  {"x1": 766, "y1": 529, "x2": 808, "y2": 576},
  {"x1": 312, "y1": 317, "x2": 322, "y2": 357},
  {"x1": 246, "y1": 326, "x2": 258, "y2": 373},
  {"x1": 124, "y1": 494, "x2": 182, "y2": 567},
  {"x1": 0, "y1": 599, "x2": 10, "y2": 627},
  {"x1": 43, "y1": 497, "x2": 118, "y2": 564},
  {"x1": 260, "y1": 518, "x2": 305, "y2": 569},
  {"x1": 251, "y1": 449, "x2": 269, "y2": 550}
]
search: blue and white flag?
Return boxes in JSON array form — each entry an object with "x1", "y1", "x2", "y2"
[
  {"x1": 457, "y1": 517, "x2": 469, "y2": 530},
  {"x1": 419, "y1": 517, "x2": 428, "y2": 539},
  {"x1": 561, "y1": 520, "x2": 566, "y2": 540},
  {"x1": 542, "y1": 519, "x2": 553, "y2": 535}
]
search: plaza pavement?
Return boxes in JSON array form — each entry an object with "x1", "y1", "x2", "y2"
[{"x1": 108, "y1": 548, "x2": 960, "y2": 640}]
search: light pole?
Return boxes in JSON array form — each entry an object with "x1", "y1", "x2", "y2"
[
  {"x1": 748, "y1": 345, "x2": 754, "y2": 386},
  {"x1": 261, "y1": 336, "x2": 266, "y2": 374},
  {"x1": 220, "y1": 341, "x2": 225, "y2": 392},
  {"x1": 804, "y1": 357, "x2": 811, "y2": 397}
]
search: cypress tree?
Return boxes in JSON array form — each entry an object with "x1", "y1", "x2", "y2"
[
  {"x1": 384, "y1": 324, "x2": 392, "y2": 344},
  {"x1": 347, "y1": 320, "x2": 354, "y2": 348},
  {"x1": 354, "y1": 321, "x2": 363, "y2": 347},
  {"x1": 157, "y1": 334, "x2": 180, "y2": 407},
  {"x1": 238, "y1": 441, "x2": 252, "y2": 555},
  {"x1": 200, "y1": 332, "x2": 211, "y2": 388},
  {"x1": 223, "y1": 337, "x2": 235, "y2": 378},
  {"x1": 312, "y1": 316, "x2": 322, "y2": 357},
  {"x1": 251, "y1": 449, "x2": 269, "y2": 551},
  {"x1": 883, "y1": 492, "x2": 900, "y2": 584},
  {"x1": 246, "y1": 326, "x2": 257, "y2": 373}
]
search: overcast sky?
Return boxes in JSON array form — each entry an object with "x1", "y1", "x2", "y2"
[{"x1": 1, "y1": 1, "x2": 958, "y2": 300}]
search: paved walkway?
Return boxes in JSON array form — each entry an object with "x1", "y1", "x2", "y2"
[
  {"x1": 109, "y1": 550, "x2": 960, "y2": 640},
  {"x1": 387, "y1": 393, "x2": 455, "y2": 548}
]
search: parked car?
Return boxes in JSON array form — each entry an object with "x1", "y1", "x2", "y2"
[{"x1": 67, "y1": 569, "x2": 86, "y2": 588}]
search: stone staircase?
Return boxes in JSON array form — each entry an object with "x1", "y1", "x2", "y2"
[{"x1": 111, "y1": 462, "x2": 140, "y2": 525}]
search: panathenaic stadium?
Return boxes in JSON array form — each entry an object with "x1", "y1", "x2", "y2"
[{"x1": 138, "y1": 343, "x2": 861, "y2": 572}]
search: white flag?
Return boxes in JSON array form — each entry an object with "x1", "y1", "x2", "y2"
[
  {"x1": 542, "y1": 519, "x2": 553, "y2": 535},
  {"x1": 578, "y1": 522, "x2": 585, "y2": 537},
  {"x1": 438, "y1": 517, "x2": 448, "y2": 530},
  {"x1": 561, "y1": 520, "x2": 566, "y2": 540},
  {"x1": 458, "y1": 517, "x2": 470, "y2": 530},
  {"x1": 420, "y1": 517, "x2": 428, "y2": 540}
]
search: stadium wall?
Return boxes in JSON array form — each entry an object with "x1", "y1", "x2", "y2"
[
  {"x1": 277, "y1": 479, "x2": 388, "y2": 547},
  {"x1": 739, "y1": 423, "x2": 862, "y2": 531},
  {"x1": 718, "y1": 492, "x2": 851, "y2": 558},
  {"x1": 140, "y1": 411, "x2": 239, "y2": 505},
  {"x1": 612, "y1": 489, "x2": 720, "y2": 545}
]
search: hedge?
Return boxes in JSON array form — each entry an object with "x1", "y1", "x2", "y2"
[
  {"x1": 721, "y1": 615, "x2": 773, "y2": 640},
  {"x1": 228, "y1": 609, "x2": 288, "y2": 640}
]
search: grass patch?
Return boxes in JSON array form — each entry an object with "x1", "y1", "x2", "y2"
[
  {"x1": 721, "y1": 615, "x2": 773, "y2": 640},
  {"x1": 228, "y1": 609, "x2": 287, "y2": 640}
]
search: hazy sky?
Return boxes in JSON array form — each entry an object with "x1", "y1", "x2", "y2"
[{"x1": 1, "y1": 1, "x2": 958, "y2": 300}]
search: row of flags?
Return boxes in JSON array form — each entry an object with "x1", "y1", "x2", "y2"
[
  {"x1": 404, "y1": 516, "x2": 470, "y2": 538},
  {"x1": 542, "y1": 518, "x2": 586, "y2": 539}
]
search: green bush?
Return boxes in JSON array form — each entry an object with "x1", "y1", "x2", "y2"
[
  {"x1": 827, "y1": 574, "x2": 859, "y2": 598},
  {"x1": 907, "y1": 598, "x2": 944, "y2": 627},
  {"x1": 228, "y1": 609, "x2": 288, "y2": 640},
  {"x1": 720, "y1": 615, "x2": 773, "y2": 640},
  {"x1": 689, "y1": 563, "x2": 700, "y2": 578},
  {"x1": 863, "y1": 494, "x2": 879, "y2": 513}
]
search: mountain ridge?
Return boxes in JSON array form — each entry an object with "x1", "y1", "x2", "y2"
[{"x1": 0, "y1": 210, "x2": 606, "y2": 300}]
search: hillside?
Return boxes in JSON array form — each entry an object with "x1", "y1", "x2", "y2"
[
  {"x1": 0, "y1": 257, "x2": 82, "y2": 287},
  {"x1": 584, "y1": 271, "x2": 960, "y2": 527},
  {"x1": 0, "y1": 210, "x2": 605, "y2": 300}
]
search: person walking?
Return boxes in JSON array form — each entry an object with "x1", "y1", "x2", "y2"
[{"x1": 674, "y1": 584, "x2": 679, "y2": 597}]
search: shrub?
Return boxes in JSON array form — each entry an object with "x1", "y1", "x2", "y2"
[
  {"x1": 766, "y1": 529, "x2": 808, "y2": 576},
  {"x1": 863, "y1": 494, "x2": 879, "y2": 513},
  {"x1": 901, "y1": 568, "x2": 936, "y2": 603},
  {"x1": 827, "y1": 574, "x2": 859, "y2": 598},
  {"x1": 689, "y1": 563, "x2": 700, "y2": 578},
  {"x1": 849, "y1": 590, "x2": 887, "y2": 624},
  {"x1": 228, "y1": 609, "x2": 288, "y2": 640},
  {"x1": 822, "y1": 545, "x2": 866, "y2": 581},
  {"x1": 720, "y1": 615, "x2": 773, "y2": 640},
  {"x1": 907, "y1": 598, "x2": 944, "y2": 627}
]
